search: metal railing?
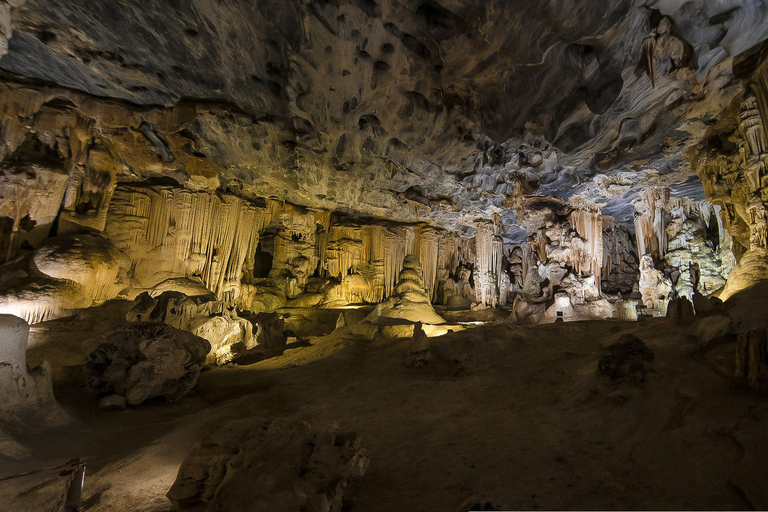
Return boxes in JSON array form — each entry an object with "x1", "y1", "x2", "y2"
[{"x1": 0, "y1": 458, "x2": 86, "y2": 511}]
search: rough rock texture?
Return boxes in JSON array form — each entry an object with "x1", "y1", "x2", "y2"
[
  {"x1": 0, "y1": 1, "x2": 768, "y2": 315},
  {"x1": 597, "y1": 334, "x2": 655, "y2": 387},
  {"x1": 0, "y1": 231, "x2": 130, "y2": 323},
  {"x1": 0, "y1": 313, "x2": 67, "y2": 458},
  {"x1": 0, "y1": 313, "x2": 57, "y2": 408},
  {"x1": 1, "y1": 0, "x2": 767, "y2": 229},
  {"x1": 736, "y1": 328, "x2": 768, "y2": 391},
  {"x1": 254, "y1": 312, "x2": 287, "y2": 351},
  {"x1": 167, "y1": 419, "x2": 369, "y2": 512},
  {"x1": 127, "y1": 288, "x2": 254, "y2": 364},
  {"x1": 634, "y1": 187, "x2": 734, "y2": 306},
  {"x1": 88, "y1": 322, "x2": 210, "y2": 405}
]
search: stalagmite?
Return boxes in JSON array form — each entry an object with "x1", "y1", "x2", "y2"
[{"x1": 366, "y1": 255, "x2": 445, "y2": 325}]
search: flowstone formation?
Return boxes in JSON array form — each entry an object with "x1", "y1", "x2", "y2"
[
  {"x1": 0, "y1": 313, "x2": 67, "y2": 458},
  {"x1": 0, "y1": 314, "x2": 60, "y2": 413}
]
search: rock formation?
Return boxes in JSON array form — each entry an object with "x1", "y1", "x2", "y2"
[
  {"x1": 633, "y1": 187, "x2": 734, "y2": 311},
  {"x1": 88, "y1": 322, "x2": 210, "y2": 405},
  {"x1": 736, "y1": 328, "x2": 768, "y2": 392},
  {"x1": 597, "y1": 334, "x2": 655, "y2": 388},
  {"x1": 366, "y1": 255, "x2": 445, "y2": 325},
  {"x1": 0, "y1": 314, "x2": 59, "y2": 411},
  {"x1": 167, "y1": 419, "x2": 369, "y2": 512}
]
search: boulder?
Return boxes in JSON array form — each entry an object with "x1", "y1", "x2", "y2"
[
  {"x1": 31, "y1": 232, "x2": 130, "y2": 302},
  {"x1": 167, "y1": 419, "x2": 369, "y2": 512},
  {"x1": 188, "y1": 313, "x2": 256, "y2": 365},
  {"x1": 692, "y1": 315, "x2": 734, "y2": 347},
  {"x1": 597, "y1": 334, "x2": 655, "y2": 387},
  {"x1": 88, "y1": 322, "x2": 210, "y2": 406}
]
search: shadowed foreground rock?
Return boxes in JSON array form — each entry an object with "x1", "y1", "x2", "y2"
[
  {"x1": 88, "y1": 322, "x2": 210, "y2": 405},
  {"x1": 167, "y1": 419, "x2": 369, "y2": 512},
  {"x1": 598, "y1": 334, "x2": 655, "y2": 386}
]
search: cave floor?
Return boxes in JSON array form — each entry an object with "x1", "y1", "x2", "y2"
[{"x1": 4, "y1": 287, "x2": 768, "y2": 511}]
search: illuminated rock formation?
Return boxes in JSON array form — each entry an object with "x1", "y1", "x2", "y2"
[
  {"x1": 366, "y1": 255, "x2": 445, "y2": 325},
  {"x1": 0, "y1": 232, "x2": 130, "y2": 323},
  {"x1": 88, "y1": 322, "x2": 210, "y2": 406},
  {"x1": 633, "y1": 187, "x2": 734, "y2": 309},
  {"x1": 0, "y1": 314, "x2": 58, "y2": 411},
  {"x1": 509, "y1": 201, "x2": 614, "y2": 323}
]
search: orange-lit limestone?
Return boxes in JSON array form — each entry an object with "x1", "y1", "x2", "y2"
[
  {"x1": 366, "y1": 255, "x2": 446, "y2": 325},
  {"x1": 105, "y1": 184, "x2": 271, "y2": 301}
]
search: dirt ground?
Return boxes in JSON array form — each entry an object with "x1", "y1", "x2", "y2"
[{"x1": 3, "y1": 286, "x2": 768, "y2": 511}]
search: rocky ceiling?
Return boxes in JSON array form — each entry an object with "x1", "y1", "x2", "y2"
[{"x1": 1, "y1": 0, "x2": 768, "y2": 239}]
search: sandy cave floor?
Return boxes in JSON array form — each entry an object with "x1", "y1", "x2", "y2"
[{"x1": 3, "y1": 288, "x2": 768, "y2": 511}]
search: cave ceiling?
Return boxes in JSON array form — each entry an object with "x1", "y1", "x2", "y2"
[{"x1": 2, "y1": 0, "x2": 768, "y2": 240}]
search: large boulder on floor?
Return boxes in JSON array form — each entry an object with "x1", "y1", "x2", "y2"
[
  {"x1": 366, "y1": 255, "x2": 444, "y2": 325},
  {"x1": 692, "y1": 315, "x2": 734, "y2": 348},
  {"x1": 188, "y1": 312, "x2": 256, "y2": 365},
  {"x1": 597, "y1": 334, "x2": 655, "y2": 387},
  {"x1": 88, "y1": 322, "x2": 210, "y2": 406},
  {"x1": 167, "y1": 419, "x2": 369, "y2": 512}
]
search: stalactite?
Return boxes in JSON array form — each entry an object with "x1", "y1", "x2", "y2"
[
  {"x1": 752, "y1": 58, "x2": 768, "y2": 148},
  {"x1": 474, "y1": 220, "x2": 502, "y2": 307},
  {"x1": 418, "y1": 227, "x2": 440, "y2": 302},
  {"x1": 106, "y1": 185, "x2": 267, "y2": 300},
  {"x1": 569, "y1": 208, "x2": 603, "y2": 289}
]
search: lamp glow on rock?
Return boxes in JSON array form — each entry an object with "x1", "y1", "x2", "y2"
[{"x1": 366, "y1": 255, "x2": 445, "y2": 325}]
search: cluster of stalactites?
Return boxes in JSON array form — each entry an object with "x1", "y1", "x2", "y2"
[
  {"x1": 319, "y1": 223, "x2": 466, "y2": 303},
  {"x1": 569, "y1": 208, "x2": 603, "y2": 289},
  {"x1": 106, "y1": 185, "x2": 274, "y2": 301},
  {"x1": 633, "y1": 187, "x2": 711, "y2": 259},
  {"x1": 474, "y1": 220, "x2": 504, "y2": 307},
  {"x1": 739, "y1": 92, "x2": 768, "y2": 191}
]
